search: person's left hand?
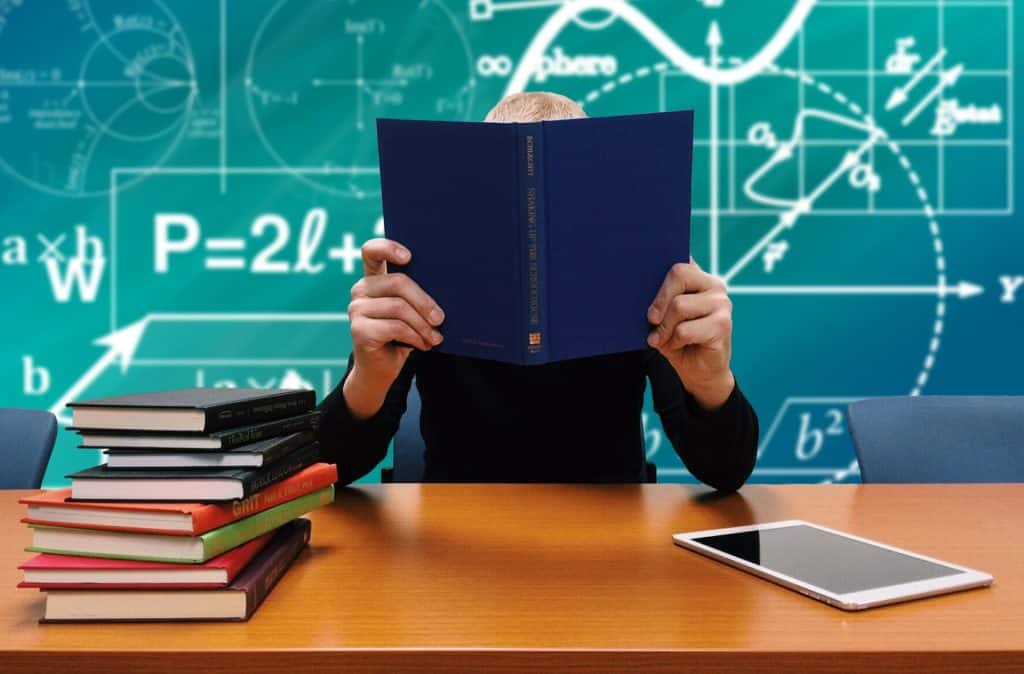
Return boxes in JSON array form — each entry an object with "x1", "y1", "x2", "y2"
[{"x1": 646, "y1": 260, "x2": 736, "y2": 410}]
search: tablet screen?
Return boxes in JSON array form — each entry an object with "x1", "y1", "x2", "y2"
[{"x1": 692, "y1": 524, "x2": 962, "y2": 594}]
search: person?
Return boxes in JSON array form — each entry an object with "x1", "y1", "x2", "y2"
[{"x1": 318, "y1": 91, "x2": 758, "y2": 489}]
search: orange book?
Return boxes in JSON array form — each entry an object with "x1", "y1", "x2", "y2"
[{"x1": 20, "y1": 463, "x2": 337, "y2": 536}]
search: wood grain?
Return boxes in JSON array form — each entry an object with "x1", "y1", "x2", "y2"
[{"x1": 1, "y1": 484, "x2": 1022, "y2": 673}]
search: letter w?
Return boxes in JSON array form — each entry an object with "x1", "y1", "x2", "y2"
[{"x1": 44, "y1": 256, "x2": 106, "y2": 303}]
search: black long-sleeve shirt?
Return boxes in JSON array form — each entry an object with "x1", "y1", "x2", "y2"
[{"x1": 318, "y1": 348, "x2": 758, "y2": 489}]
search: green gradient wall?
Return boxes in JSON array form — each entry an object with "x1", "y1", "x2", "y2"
[{"x1": 0, "y1": 0, "x2": 1017, "y2": 486}]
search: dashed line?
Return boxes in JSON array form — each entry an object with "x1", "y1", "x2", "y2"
[{"x1": 576, "y1": 58, "x2": 951, "y2": 485}]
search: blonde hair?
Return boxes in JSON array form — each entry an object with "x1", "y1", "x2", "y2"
[{"x1": 484, "y1": 91, "x2": 586, "y2": 122}]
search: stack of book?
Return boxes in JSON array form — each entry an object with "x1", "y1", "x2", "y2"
[{"x1": 17, "y1": 387, "x2": 337, "y2": 622}]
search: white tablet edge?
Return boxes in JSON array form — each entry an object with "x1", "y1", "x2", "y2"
[{"x1": 672, "y1": 519, "x2": 994, "y2": 611}]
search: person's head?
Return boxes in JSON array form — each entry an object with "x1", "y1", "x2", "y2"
[{"x1": 484, "y1": 91, "x2": 586, "y2": 123}]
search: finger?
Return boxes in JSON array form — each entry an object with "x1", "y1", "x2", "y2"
[
  {"x1": 648, "y1": 291, "x2": 724, "y2": 346},
  {"x1": 351, "y1": 296, "x2": 443, "y2": 347},
  {"x1": 360, "y1": 238, "x2": 411, "y2": 276},
  {"x1": 647, "y1": 262, "x2": 719, "y2": 324},
  {"x1": 654, "y1": 312, "x2": 730, "y2": 352},
  {"x1": 360, "y1": 273, "x2": 445, "y2": 326},
  {"x1": 354, "y1": 316, "x2": 433, "y2": 351}
]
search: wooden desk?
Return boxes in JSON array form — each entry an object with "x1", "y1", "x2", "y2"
[{"x1": 1, "y1": 484, "x2": 1021, "y2": 673}]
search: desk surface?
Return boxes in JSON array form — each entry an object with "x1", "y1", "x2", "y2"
[{"x1": 1, "y1": 484, "x2": 1022, "y2": 673}]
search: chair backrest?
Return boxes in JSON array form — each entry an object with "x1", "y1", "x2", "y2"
[
  {"x1": 847, "y1": 396, "x2": 1024, "y2": 483},
  {"x1": 0, "y1": 408, "x2": 58, "y2": 489},
  {"x1": 385, "y1": 379, "x2": 658, "y2": 483},
  {"x1": 387, "y1": 380, "x2": 427, "y2": 483}
]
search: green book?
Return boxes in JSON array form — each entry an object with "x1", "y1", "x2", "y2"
[{"x1": 26, "y1": 485, "x2": 334, "y2": 564}]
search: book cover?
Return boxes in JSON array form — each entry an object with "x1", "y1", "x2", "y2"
[
  {"x1": 104, "y1": 431, "x2": 316, "y2": 469},
  {"x1": 26, "y1": 485, "x2": 333, "y2": 563},
  {"x1": 377, "y1": 110, "x2": 693, "y2": 365},
  {"x1": 39, "y1": 518, "x2": 311, "y2": 622},
  {"x1": 66, "y1": 443, "x2": 322, "y2": 501},
  {"x1": 229, "y1": 516, "x2": 312, "y2": 620},
  {"x1": 20, "y1": 462, "x2": 338, "y2": 535},
  {"x1": 68, "y1": 387, "x2": 316, "y2": 432},
  {"x1": 18, "y1": 528, "x2": 275, "y2": 589},
  {"x1": 75, "y1": 410, "x2": 320, "y2": 450}
]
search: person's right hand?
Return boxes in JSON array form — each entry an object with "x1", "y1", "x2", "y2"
[{"x1": 343, "y1": 239, "x2": 444, "y2": 419}]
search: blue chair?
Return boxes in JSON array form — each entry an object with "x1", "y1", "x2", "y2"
[
  {"x1": 386, "y1": 380, "x2": 427, "y2": 483},
  {"x1": 0, "y1": 409, "x2": 58, "y2": 489},
  {"x1": 847, "y1": 396, "x2": 1024, "y2": 483},
  {"x1": 384, "y1": 379, "x2": 657, "y2": 483}
]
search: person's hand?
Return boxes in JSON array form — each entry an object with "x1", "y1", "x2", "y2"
[
  {"x1": 646, "y1": 260, "x2": 735, "y2": 411},
  {"x1": 343, "y1": 238, "x2": 444, "y2": 419}
]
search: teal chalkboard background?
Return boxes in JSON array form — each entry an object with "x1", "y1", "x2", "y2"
[{"x1": 0, "y1": 0, "x2": 1018, "y2": 486}]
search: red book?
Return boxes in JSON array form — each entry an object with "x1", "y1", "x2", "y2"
[
  {"x1": 18, "y1": 529, "x2": 275, "y2": 589},
  {"x1": 20, "y1": 462, "x2": 337, "y2": 535}
]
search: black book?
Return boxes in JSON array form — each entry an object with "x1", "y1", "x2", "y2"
[
  {"x1": 68, "y1": 387, "x2": 316, "y2": 433},
  {"x1": 104, "y1": 431, "x2": 317, "y2": 469},
  {"x1": 66, "y1": 442, "x2": 322, "y2": 501},
  {"x1": 76, "y1": 411, "x2": 320, "y2": 450}
]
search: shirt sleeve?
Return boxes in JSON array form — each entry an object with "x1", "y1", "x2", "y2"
[
  {"x1": 317, "y1": 353, "x2": 417, "y2": 485},
  {"x1": 644, "y1": 349, "x2": 759, "y2": 492}
]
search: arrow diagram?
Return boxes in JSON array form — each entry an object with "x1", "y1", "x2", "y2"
[
  {"x1": 728, "y1": 281, "x2": 984, "y2": 299},
  {"x1": 707, "y1": 21, "x2": 723, "y2": 276},
  {"x1": 725, "y1": 128, "x2": 884, "y2": 284},
  {"x1": 46, "y1": 312, "x2": 352, "y2": 426},
  {"x1": 902, "y1": 63, "x2": 963, "y2": 127},
  {"x1": 885, "y1": 47, "x2": 946, "y2": 111},
  {"x1": 48, "y1": 318, "x2": 150, "y2": 425}
]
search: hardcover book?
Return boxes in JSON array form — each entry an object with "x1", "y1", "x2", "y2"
[
  {"x1": 39, "y1": 518, "x2": 312, "y2": 622},
  {"x1": 26, "y1": 485, "x2": 333, "y2": 563},
  {"x1": 20, "y1": 462, "x2": 337, "y2": 535},
  {"x1": 68, "y1": 387, "x2": 316, "y2": 432},
  {"x1": 66, "y1": 443, "x2": 322, "y2": 501},
  {"x1": 74, "y1": 410, "x2": 320, "y2": 450},
  {"x1": 377, "y1": 110, "x2": 693, "y2": 365},
  {"x1": 104, "y1": 431, "x2": 317, "y2": 469},
  {"x1": 19, "y1": 528, "x2": 276, "y2": 589}
]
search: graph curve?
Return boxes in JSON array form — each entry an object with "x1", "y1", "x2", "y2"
[{"x1": 503, "y1": 0, "x2": 818, "y2": 95}]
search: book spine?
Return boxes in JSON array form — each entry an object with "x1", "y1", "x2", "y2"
[
  {"x1": 201, "y1": 485, "x2": 334, "y2": 560},
  {"x1": 239, "y1": 442, "x2": 320, "y2": 497},
  {"x1": 204, "y1": 389, "x2": 316, "y2": 432},
  {"x1": 518, "y1": 123, "x2": 549, "y2": 365},
  {"x1": 256, "y1": 431, "x2": 316, "y2": 466},
  {"x1": 218, "y1": 411, "x2": 320, "y2": 449},
  {"x1": 240, "y1": 519, "x2": 312, "y2": 620},
  {"x1": 535, "y1": 123, "x2": 550, "y2": 363},
  {"x1": 191, "y1": 462, "x2": 338, "y2": 535}
]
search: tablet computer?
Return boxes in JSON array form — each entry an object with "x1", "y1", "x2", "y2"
[{"x1": 673, "y1": 520, "x2": 992, "y2": 611}]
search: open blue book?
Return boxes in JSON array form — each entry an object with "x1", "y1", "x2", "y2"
[{"x1": 376, "y1": 110, "x2": 693, "y2": 365}]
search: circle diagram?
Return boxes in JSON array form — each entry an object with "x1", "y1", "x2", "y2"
[
  {"x1": 0, "y1": 0, "x2": 196, "y2": 197},
  {"x1": 245, "y1": 0, "x2": 477, "y2": 198}
]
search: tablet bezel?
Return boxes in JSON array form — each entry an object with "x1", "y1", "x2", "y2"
[{"x1": 672, "y1": 519, "x2": 993, "y2": 610}]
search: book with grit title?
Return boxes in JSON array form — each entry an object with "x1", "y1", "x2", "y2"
[
  {"x1": 20, "y1": 463, "x2": 337, "y2": 535},
  {"x1": 25, "y1": 485, "x2": 334, "y2": 564}
]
